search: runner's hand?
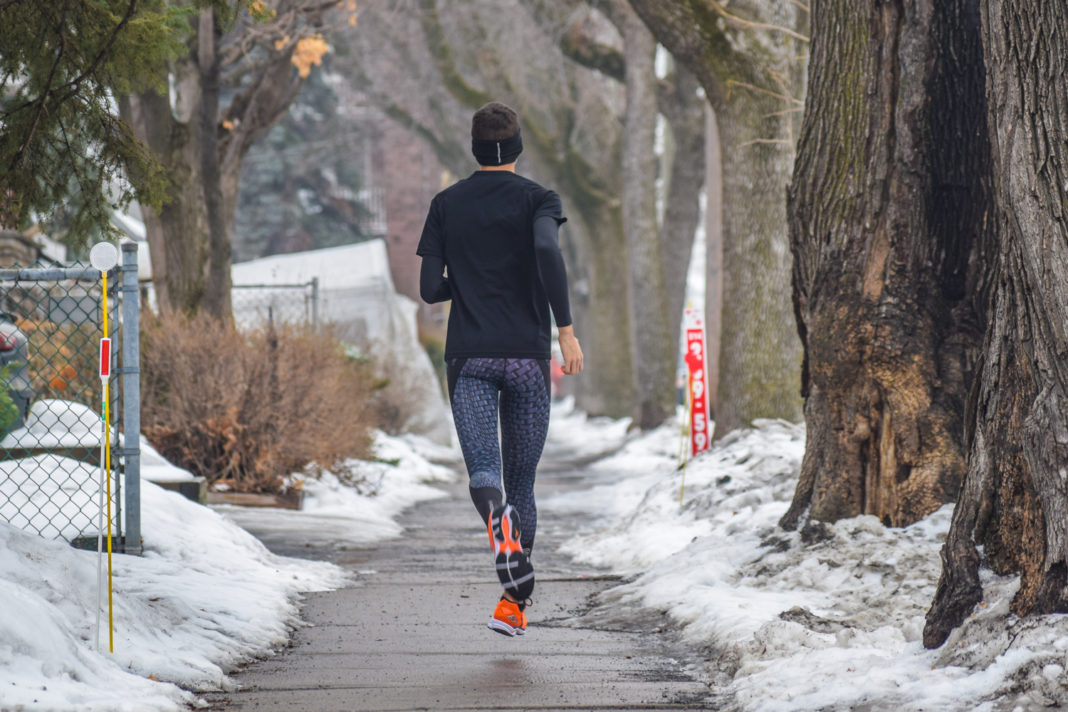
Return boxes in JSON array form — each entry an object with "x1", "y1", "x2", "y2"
[{"x1": 558, "y1": 326, "x2": 583, "y2": 375}]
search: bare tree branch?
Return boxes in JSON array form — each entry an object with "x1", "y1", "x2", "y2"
[{"x1": 707, "y1": 0, "x2": 809, "y2": 42}]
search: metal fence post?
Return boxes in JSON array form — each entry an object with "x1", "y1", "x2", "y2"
[
  {"x1": 120, "y1": 243, "x2": 142, "y2": 554},
  {"x1": 311, "y1": 276, "x2": 320, "y2": 329}
]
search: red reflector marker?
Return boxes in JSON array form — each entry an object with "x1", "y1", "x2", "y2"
[{"x1": 99, "y1": 338, "x2": 111, "y2": 379}]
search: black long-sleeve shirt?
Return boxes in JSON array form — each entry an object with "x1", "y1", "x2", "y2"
[
  {"x1": 416, "y1": 170, "x2": 572, "y2": 360},
  {"x1": 420, "y1": 215, "x2": 571, "y2": 324}
]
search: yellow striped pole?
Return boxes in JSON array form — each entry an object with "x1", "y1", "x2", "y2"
[
  {"x1": 102, "y1": 269, "x2": 114, "y2": 653},
  {"x1": 90, "y1": 242, "x2": 118, "y2": 653}
]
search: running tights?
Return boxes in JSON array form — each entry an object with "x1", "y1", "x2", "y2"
[{"x1": 447, "y1": 357, "x2": 550, "y2": 552}]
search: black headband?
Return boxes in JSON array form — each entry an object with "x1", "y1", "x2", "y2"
[{"x1": 471, "y1": 131, "x2": 523, "y2": 166}]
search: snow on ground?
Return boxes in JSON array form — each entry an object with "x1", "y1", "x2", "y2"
[
  {"x1": 543, "y1": 395, "x2": 632, "y2": 463},
  {"x1": 546, "y1": 416, "x2": 1068, "y2": 711},
  {"x1": 0, "y1": 428, "x2": 455, "y2": 711},
  {"x1": 216, "y1": 431, "x2": 457, "y2": 548},
  {"x1": 8, "y1": 391, "x2": 1068, "y2": 712}
]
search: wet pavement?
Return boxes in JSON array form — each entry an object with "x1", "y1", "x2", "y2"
[{"x1": 202, "y1": 455, "x2": 714, "y2": 711}]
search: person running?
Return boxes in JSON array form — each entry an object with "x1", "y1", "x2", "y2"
[{"x1": 417, "y1": 101, "x2": 583, "y2": 637}]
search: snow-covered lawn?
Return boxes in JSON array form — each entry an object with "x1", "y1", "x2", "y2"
[
  {"x1": 546, "y1": 416, "x2": 1068, "y2": 711},
  {"x1": 0, "y1": 429, "x2": 455, "y2": 711}
]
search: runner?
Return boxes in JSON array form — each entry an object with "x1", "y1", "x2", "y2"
[{"x1": 417, "y1": 101, "x2": 583, "y2": 637}]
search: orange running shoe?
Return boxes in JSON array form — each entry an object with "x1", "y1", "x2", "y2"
[
  {"x1": 488, "y1": 504, "x2": 535, "y2": 600},
  {"x1": 488, "y1": 596, "x2": 528, "y2": 636}
]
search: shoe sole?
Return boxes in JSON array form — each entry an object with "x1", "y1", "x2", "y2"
[
  {"x1": 490, "y1": 506, "x2": 535, "y2": 600},
  {"x1": 487, "y1": 617, "x2": 526, "y2": 636}
]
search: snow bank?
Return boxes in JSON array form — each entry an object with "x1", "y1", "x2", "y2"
[
  {"x1": 549, "y1": 417, "x2": 1068, "y2": 711},
  {"x1": 0, "y1": 431, "x2": 456, "y2": 711},
  {"x1": 217, "y1": 430, "x2": 459, "y2": 547}
]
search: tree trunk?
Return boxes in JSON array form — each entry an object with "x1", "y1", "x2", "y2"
[
  {"x1": 780, "y1": 0, "x2": 989, "y2": 530},
  {"x1": 704, "y1": 109, "x2": 723, "y2": 417},
  {"x1": 714, "y1": 93, "x2": 802, "y2": 437},
  {"x1": 198, "y1": 9, "x2": 233, "y2": 322},
  {"x1": 556, "y1": 6, "x2": 705, "y2": 423},
  {"x1": 119, "y1": 89, "x2": 212, "y2": 315},
  {"x1": 660, "y1": 66, "x2": 707, "y2": 373},
  {"x1": 620, "y1": 5, "x2": 674, "y2": 429},
  {"x1": 569, "y1": 199, "x2": 637, "y2": 418},
  {"x1": 625, "y1": 0, "x2": 805, "y2": 439},
  {"x1": 924, "y1": 0, "x2": 1068, "y2": 648}
]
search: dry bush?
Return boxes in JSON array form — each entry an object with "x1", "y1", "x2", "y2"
[
  {"x1": 141, "y1": 311, "x2": 375, "y2": 492},
  {"x1": 361, "y1": 341, "x2": 440, "y2": 437}
]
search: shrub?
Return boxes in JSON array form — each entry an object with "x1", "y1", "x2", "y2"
[
  {"x1": 0, "y1": 363, "x2": 21, "y2": 436},
  {"x1": 18, "y1": 317, "x2": 100, "y2": 410},
  {"x1": 141, "y1": 311, "x2": 375, "y2": 492}
]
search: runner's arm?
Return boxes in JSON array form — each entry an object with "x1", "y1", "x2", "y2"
[
  {"x1": 419, "y1": 254, "x2": 452, "y2": 303},
  {"x1": 534, "y1": 214, "x2": 582, "y2": 374},
  {"x1": 532, "y1": 215, "x2": 572, "y2": 327}
]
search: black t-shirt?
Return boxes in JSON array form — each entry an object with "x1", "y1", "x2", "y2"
[{"x1": 416, "y1": 170, "x2": 567, "y2": 360}]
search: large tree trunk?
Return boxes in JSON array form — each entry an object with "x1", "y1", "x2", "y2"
[
  {"x1": 625, "y1": 0, "x2": 805, "y2": 438},
  {"x1": 779, "y1": 0, "x2": 989, "y2": 530},
  {"x1": 704, "y1": 109, "x2": 723, "y2": 417},
  {"x1": 120, "y1": 81, "x2": 213, "y2": 315},
  {"x1": 714, "y1": 94, "x2": 802, "y2": 437},
  {"x1": 620, "y1": 5, "x2": 674, "y2": 429},
  {"x1": 568, "y1": 199, "x2": 637, "y2": 418},
  {"x1": 198, "y1": 9, "x2": 233, "y2": 322},
  {"x1": 925, "y1": 0, "x2": 1068, "y2": 648}
]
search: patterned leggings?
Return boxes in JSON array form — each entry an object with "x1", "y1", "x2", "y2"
[{"x1": 447, "y1": 357, "x2": 550, "y2": 551}]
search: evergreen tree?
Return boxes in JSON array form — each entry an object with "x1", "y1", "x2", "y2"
[{"x1": 0, "y1": 0, "x2": 186, "y2": 244}]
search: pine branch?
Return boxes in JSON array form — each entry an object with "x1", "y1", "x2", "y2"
[
  {"x1": 65, "y1": 0, "x2": 139, "y2": 95},
  {"x1": 10, "y1": 0, "x2": 73, "y2": 173}
]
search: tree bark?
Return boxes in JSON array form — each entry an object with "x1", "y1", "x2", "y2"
[
  {"x1": 714, "y1": 89, "x2": 801, "y2": 437},
  {"x1": 925, "y1": 0, "x2": 1068, "y2": 648},
  {"x1": 618, "y1": 2, "x2": 674, "y2": 428},
  {"x1": 660, "y1": 66, "x2": 706, "y2": 376},
  {"x1": 119, "y1": 79, "x2": 212, "y2": 314},
  {"x1": 704, "y1": 109, "x2": 723, "y2": 417},
  {"x1": 778, "y1": 0, "x2": 990, "y2": 531},
  {"x1": 626, "y1": 0, "x2": 805, "y2": 438}
]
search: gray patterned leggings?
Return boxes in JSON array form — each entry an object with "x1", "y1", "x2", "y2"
[{"x1": 447, "y1": 357, "x2": 550, "y2": 551}]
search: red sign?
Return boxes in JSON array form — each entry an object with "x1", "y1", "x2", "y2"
[
  {"x1": 99, "y1": 338, "x2": 111, "y2": 380},
  {"x1": 683, "y1": 309, "x2": 710, "y2": 456}
]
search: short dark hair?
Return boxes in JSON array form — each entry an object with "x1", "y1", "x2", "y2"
[{"x1": 471, "y1": 102, "x2": 520, "y2": 141}]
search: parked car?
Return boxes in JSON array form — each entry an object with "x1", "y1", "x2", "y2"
[{"x1": 0, "y1": 312, "x2": 33, "y2": 432}]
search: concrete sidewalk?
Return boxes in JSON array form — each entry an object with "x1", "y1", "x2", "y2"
[{"x1": 203, "y1": 463, "x2": 713, "y2": 711}]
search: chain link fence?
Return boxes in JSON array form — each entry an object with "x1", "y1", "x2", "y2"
[
  {"x1": 231, "y1": 279, "x2": 319, "y2": 331},
  {"x1": 0, "y1": 244, "x2": 141, "y2": 552}
]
